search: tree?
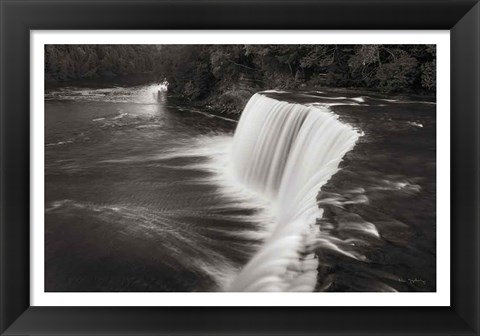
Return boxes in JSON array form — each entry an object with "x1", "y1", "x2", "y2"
[{"x1": 45, "y1": 45, "x2": 157, "y2": 81}]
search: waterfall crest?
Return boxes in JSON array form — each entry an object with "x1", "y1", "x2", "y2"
[{"x1": 227, "y1": 93, "x2": 360, "y2": 292}]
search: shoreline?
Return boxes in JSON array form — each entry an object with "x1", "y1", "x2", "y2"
[{"x1": 46, "y1": 77, "x2": 435, "y2": 116}]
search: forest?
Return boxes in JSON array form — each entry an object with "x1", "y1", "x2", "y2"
[
  {"x1": 45, "y1": 45, "x2": 157, "y2": 81},
  {"x1": 45, "y1": 44, "x2": 436, "y2": 113}
]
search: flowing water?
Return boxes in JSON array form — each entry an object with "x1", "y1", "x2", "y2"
[
  {"x1": 227, "y1": 94, "x2": 359, "y2": 291},
  {"x1": 45, "y1": 83, "x2": 435, "y2": 292}
]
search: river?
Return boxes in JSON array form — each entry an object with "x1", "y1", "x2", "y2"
[{"x1": 45, "y1": 83, "x2": 436, "y2": 292}]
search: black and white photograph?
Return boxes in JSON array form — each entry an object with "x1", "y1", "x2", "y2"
[{"x1": 43, "y1": 43, "x2": 437, "y2": 293}]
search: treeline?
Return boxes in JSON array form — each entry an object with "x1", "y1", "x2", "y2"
[
  {"x1": 155, "y1": 45, "x2": 435, "y2": 98},
  {"x1": 45, "y1": 44, "x2": 436, "y2": 112},
  {"x1": 45, "y1": 45, "x2": 157, "y2": 81}
]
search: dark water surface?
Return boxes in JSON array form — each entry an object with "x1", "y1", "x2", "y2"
[
  {"x1": 45, "y1": 84, "x2": 269, "y2": 291},
  {"x1": 45, "y1": 84, "x2": 436, "y2": 292},
  {"x1": 267, "y1": 90, "x2": 436, "y2": 292}
]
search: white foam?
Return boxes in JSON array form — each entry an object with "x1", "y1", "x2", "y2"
[{"x1": 227, "y1": 94, "x2": 361, "y2": 292}]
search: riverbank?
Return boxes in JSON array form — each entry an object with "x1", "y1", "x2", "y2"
[{"x1": 192, "y1": 85, "x2": 435, "y2": 116}]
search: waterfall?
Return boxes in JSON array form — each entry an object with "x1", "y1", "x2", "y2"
[{"x1": 227, "y1": 93, "x2": 360, "y2": 292}]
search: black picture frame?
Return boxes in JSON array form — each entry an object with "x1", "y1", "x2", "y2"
[{"x1": 1, "y1": 0, "x2": 479, "y2": 335}]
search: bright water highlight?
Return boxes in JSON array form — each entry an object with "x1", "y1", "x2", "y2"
[{"x1": 228, "y1": 94, "x2": 360, "y2": 291}]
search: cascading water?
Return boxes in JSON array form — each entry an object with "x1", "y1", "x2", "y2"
[
  {"x1": 46, "y1": 84, "x2": 434, "y2": 293},
  {"x1": 227, "y1": 93, "x2": 361, "y2": 292}
]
